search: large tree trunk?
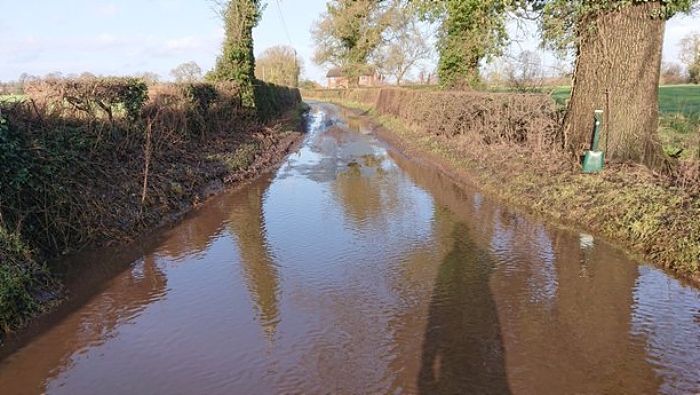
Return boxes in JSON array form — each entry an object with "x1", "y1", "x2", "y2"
[{"x1": 565, "y1": 2, "x2": 666, "y2": 168}]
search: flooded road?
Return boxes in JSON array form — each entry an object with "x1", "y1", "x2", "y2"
[{"x1": 1, "y1": 103, "x2": 698, "y2": 394}]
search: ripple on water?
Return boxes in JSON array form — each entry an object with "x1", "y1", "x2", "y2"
[{"x1": 631, "y1": 265, "x2": 700, "y2": 394}]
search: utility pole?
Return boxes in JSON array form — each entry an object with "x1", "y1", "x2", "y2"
[{"x1": 293, "y1": 49, "x2": 299, "y2": 87}]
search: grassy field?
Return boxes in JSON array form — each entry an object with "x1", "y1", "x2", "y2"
[
  {"x1": 657, "y1": 85, "x2": 700, "y2": 158},
  {"x1": 541, "y1": 84, "x2": 700, "y2": 158},
  {"x1": 0, "y1": 95, "x2": 25, "y2": 104},
  {"x1": 657, "y1": 85, "x2": 700, "y2": 116},
  {"x1": 544, "y1": 84, "x2": 700, "y2": 116}
]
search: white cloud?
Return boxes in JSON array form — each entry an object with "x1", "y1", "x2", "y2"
[
  {"x1": 0, "y1": 36, "x2": 50, "y2": 55},
  {"x1": 93, "y1": 33, "x2": 121, "y2": 49}
]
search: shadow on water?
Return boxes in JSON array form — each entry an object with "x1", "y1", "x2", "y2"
[
  {"x1": 418, "y1": 220, "x2": 512, "y2": 395},
  {"x1": 391, "y1": 141, "x2": 664, "y2": 393}
]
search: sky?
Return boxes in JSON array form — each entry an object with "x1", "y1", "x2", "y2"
[{"x1": 1, "y1": 0, "x2": 699, "y2": 84}]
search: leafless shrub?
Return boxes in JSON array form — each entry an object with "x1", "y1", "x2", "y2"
[
  {"x1": 144, "y1": 82, "x2": 246, "y2": 145},
  {"x1": 3, "y1": 78, "x2": 301, "y2": 259},
  {"x1": 374, "y1": 88, "x2": 562, "y2": 152},
  {"x1": 660, "y1": 62, "x2": 689, "y2": 85},
  {"x1": 23, "y1": 77, "x2": 148, "y2": 124}
]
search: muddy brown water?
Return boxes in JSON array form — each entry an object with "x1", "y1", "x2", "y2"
[{"x1": 1, "y1": 103, "x2": 698, "y2": 395}]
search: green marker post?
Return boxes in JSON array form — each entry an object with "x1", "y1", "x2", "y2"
[{"x1": 582, "y1": 110, "x2": 604, "y2": 173}]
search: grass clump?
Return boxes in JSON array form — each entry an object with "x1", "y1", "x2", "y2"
[{"x1": 207, "y1": 142, "x2": 260, "y2": 172}]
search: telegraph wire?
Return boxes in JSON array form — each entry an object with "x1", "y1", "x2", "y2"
[{"x1": 274, "y1": 0, "x2": 294, "y2": 46}]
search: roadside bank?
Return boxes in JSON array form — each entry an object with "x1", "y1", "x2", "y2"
[{"x1": 0, "y1": 78, "x2": 306, "y2": 337}]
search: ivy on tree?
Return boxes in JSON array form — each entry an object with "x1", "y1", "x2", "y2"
[
  {"x1": 312, "y1": 0, "x2": 394, "y2": 87},
  {"x1": 210, "y1": 0, "x2": 265, "y2": 108},
  {"x1": 414, "y1": 0, "x2": 508, "y2": 89},
  {"x1": 420, "y1": 0, "x2": 697, "y2": 165}
]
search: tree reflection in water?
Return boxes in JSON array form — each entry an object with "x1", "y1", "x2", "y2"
[{"x1": 226, "y1": 183, "x2": 280, "y2": 342}]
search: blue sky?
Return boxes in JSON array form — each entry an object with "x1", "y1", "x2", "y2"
[{"x1": 1, "y1": 0, "x2": 698, "y2": 84}]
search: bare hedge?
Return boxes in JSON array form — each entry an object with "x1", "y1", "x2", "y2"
[
  {"x1": 145, "y1": 82, "x2": 246, "y2": 138},
  {"x1": 24, "y1": 77, "x2": 148, "y2": 122},
  {"x1": 24, "y1": 78, "x2": 301, "y2": 129},
  {"x1": 375, "y1": 89, "x2": 563, "y2": 150}
]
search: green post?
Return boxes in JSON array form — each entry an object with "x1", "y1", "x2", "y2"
[
  {"x1": 591, "y1": 110, "x2": 602, "y2": 151},
  {"x1": 582, "y1": 110, "x2": 605, "y2": 173}
]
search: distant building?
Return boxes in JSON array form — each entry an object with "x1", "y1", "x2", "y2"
[
  {"x1": 326, "y1": 68, "x2": 348, "y2": 89},
  {"x1": 326, "y1": 67, "x2": 384, "y2": 89}
]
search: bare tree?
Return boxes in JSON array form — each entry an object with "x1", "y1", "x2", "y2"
[
  {"x1": 255, "y1": 45, "x2": 302, "y2": 87},
  {"x1": 134, "y1": 72, "x2": 161, "y2": 85},
  {"x1": 78, "y1": 72, "x2": 97, "y2": 80},
  {"x1": 483, "y1": 57, "x2": 507, "y2": 88},
  {"x1": 660, "y1": 62, "x2": 687, "y2": 85},
  {"x1": 374, "y1": 7, "x2": 433, "y2": 86},
  {"x1": 415, "y1": 66, "x2": 437, "y2": 85},
  {"x1": 17, "y1": 73, "x2": 38, "y2": 94},
  {"x1": 45, "y1": 71, "x2": 63, "y2": 81},
  {"x1": 505, "y1": 50, "x2": 544, "y2": 92},
  {"x1": 170, "y1": 61, "x2": 203, "y2": 83},
  {"x1": 679, "y1": 31, "x2": 700, "y2": 84}
]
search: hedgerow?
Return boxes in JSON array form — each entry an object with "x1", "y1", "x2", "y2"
[{"x1": 0, "y1": 77, "x2": 301, "y2": 335}]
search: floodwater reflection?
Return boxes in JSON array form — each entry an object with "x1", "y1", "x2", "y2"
[{"x1": 0, "y1": 103, "x2": 698, "y2": 394}]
